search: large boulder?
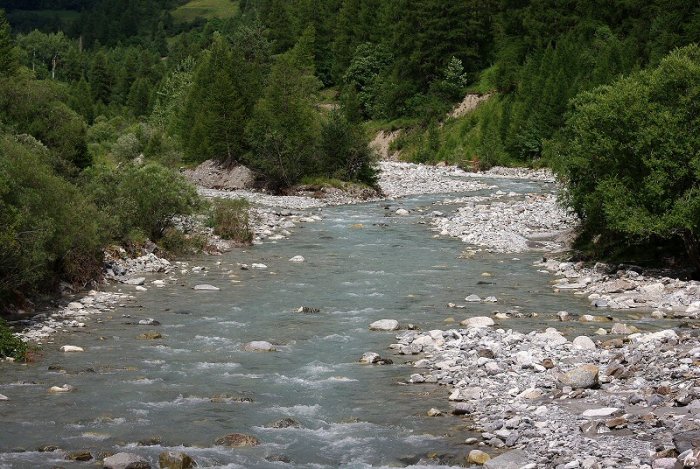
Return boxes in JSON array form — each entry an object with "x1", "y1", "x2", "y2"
[
  {"x1": 369, "y1": 319, "x2": 399, "y2": 331},
  {"x1": 484, "y1": 449, "x2": 530, "y2": 469},
  {"x1": 159, "y1": 451, "x2": 195, "y2": 469},
  {"x1": 460, "y1": 316, "x2": 495, "y2": 328},
  {"x1": 183, "y1": 160, "x2": 255, "y2": 190},
  {"x1": 103, "y1": 452, "x2": 151, "y2": 469},
  {"x1": 243, "y1": 341, "x2": 275, "y2": 352},
  {"x1": 559, "y1": 364, "x2": 599, "y2": 389},
  {"x1": 214, "y1": 433, "x2": 261, "y2": 447}
]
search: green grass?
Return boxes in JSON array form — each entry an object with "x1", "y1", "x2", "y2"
[{"x1": 171, "y1": 0, "x2": 239, "y2": 23}]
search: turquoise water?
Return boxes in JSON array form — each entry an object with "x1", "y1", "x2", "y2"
[{"x1": 0, "y1": 180, "x2": 653, "y2": 468}]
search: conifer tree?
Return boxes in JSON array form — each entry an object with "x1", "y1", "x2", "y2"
[{"x1": 0, "y1": 10, "x2": 19, "y2": 77}]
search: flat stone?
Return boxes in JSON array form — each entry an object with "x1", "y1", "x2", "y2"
[
  {"x1": 288, "y1": 255, "x2": 305, "y2": 262},
  {"x1": 193, "y1": 284, "x2": 219, "y2": 291},
  {"x1": 103, "y1": 452, "x2": 151, "y2": 469},
  {"x1": 48, "y1": 384, "x2": 74, "y2": 393},
  {"x1": 60, "y1": 345, "x2": 84, "y2": 352},
  {"x1": 369, "y1": 319, "x2": 399, "y2": 331},
  {"x1": 125, "y1": 277, "x2": 146, "y2": 286},
  {"x1": 465, "y1": 294, "x2": 482, "y2": 302},
  {"x1": 461, "y1": 316, "x2": 495, "y2": 328},
  {"x1": 0, "y1": 393, "x2": 8, "y2": 401},
  {"x1": 243, "y1": 341, "x2": 275, "y2": 352},
  {"x1": 395, "y1": 208, "x2": 409, "y2": 216},
  {"x1": 484, "y1": 449, "x2": 530, "y2": 469},
  {"x1": 214, "y1": 433, "x2": 261, "y2": 447},
  {"x1": 581, "y1": 407, "x2": 621, "y2": 418},
  {"x1": 251, "y1": 263, "x2": 268, "y2": 269}
]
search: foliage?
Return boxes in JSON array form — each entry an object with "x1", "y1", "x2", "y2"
[
  {"x1": 210, "y1": 198, "x2": 253, "y2": 243},
  {"x1": 551, "y1": 45, "x2": 700, "y2": 268},
  {"x1": 0, "y1": 10, "x2": 20, "y2": 77},
  {"x1": 0, "y1": 135, "x2": 103, "y2": 298},
  {"x1": 0, "y1": 319, "x2": 27, "y2": 360},
  {"x1": 318, "y1": 110, "x2": 377, "y2": 185}
]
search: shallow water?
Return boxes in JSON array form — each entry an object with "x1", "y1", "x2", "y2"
[{"x1": 0, "y1": 179, "x2": 664, "y2": 468}]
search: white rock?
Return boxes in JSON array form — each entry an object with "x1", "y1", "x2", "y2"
[
  {"x1": 360, "y1": 352, "x2": 381, "y2": 364},
  {"x1": 48, "y1": 384, "x2": 74, "y2": 393},
  {"x1": 514, "y1": 351, "x2": 533, "y2": 367},
  {"x1": 152, "y1": 280, "x2": 165, "y2": 287},
  {"x1": 460, "y1": 316, "x2": 495, "y2": 328},
  {"x1": 251, "y1": 263, "x2": 268, "y2": 269},
  {"x1": 193, "y1": 284, "x2": 220, "y2": 291},
  {"x1": 243, "y1": 341, "x2": 275, "y2": 352},
  {"x1": 465, "y1": 294, "x2": 481, "y2": 302},
  {"x1": 581, "y1": 407, "x2": 620, "y2": 418},
  {"x1": 134, "y1": 286, "x2": 147, "y2": 292},
  {"x1": 289, "y1": 255, "x2": 305, "y2": 262},
  {"x1": 572, "y1": 336, "x2": 596, "y2": 350},
  {"x1": 125, "y1": 277, "x2": 146, "y2": 285},
  {"x1": 60, "y1": 345, "x2": 84, "y2": 352},
  {"x1": 633, "y1": 329, "x2": 678, "y2": 344},
  {"x1": 0, "y1": 393, "x2": 8, "y2": 401},
  {"x1": 103, "y1": 452, "x2": 150, "y2": 469},
  {"x1": 395, "y1": 208, "x2": 410, "y2": 216},
  {"x1": 369, "y1": 319, "x2": 400, "y2": 331}
]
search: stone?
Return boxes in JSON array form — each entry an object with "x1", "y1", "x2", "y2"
[
  {"x1": 369, "y1": 319, "x2": 399, "y2": 331},
  {"x1": 426, "y1": 408, "x2": 443, "y2": 417},
  {"x1": 514, "y1": 351, "x2": 533, "y2": 368},
  {"x1": 288, "y1": 255, "x2": 305, "y2": 262},
  {"x1": 559, "y1": 364, "x2": 599, "y2": 389},
  {"x1": 673, "y1": 430, "x2": 700, "y2": 454},
  {"x1": 450, "y1": 387, "x2": 483, "y2": 401},
  {"x1": 652, "y1": 458, "x2": 677, "y2": 469},
  {"x1": 103, "y1": 452, "x2": 151, "y2": 469},
  {"x1": 243, "y1": 341, "x2": 275, "y2": 352},
  {"x1": 468, "y1": 449, "x2": 491, "y2": 464},
  {"x1": 125, "y1": 277, "x2": 146, "y2": 286},
  {"x1": 558, "y1": 311, "x2": 570, "y2": 321},
  {"x1": 48, "y1": 384, "x2": 74, "y2": 393},
  {"x1": 67, "y1": 450, "x2": 92, "y2": 461},
  {"x1": 214, "y1": 433, "x2": 261, "y2": 447},
  {"x1": 251, "y1": 263, "x2": 268, "y2": 269},
  {"x1": 296, "y1": 306, "x2": 320, "y2": 313},
  {"x1": 465, "y1": 294, "x2": 482, "y2": 302},
  {"x1": 159, "y1": 451, "x2": 195, "y2": 469},
  {"x1": 138, "y1": 318, "x2": 160, "y2": 326},
  {"x1": 572, "y1": 336, "x2": 596, "y2": 350},
  {"x1": 60, "y1": 345, "x2": 84, "y2": 352},
  {"x1": 534, "y1": 329, "x2": 568, "y2": 346},
  {"x1": 137, "y1": 331, "x2": 162, "y2": 340},
  {"x1": 484, "y1": 449, "x2": 530, "y2": 469},
  {"x1": 461, "y1": 316, "x2": 495, "y2": 328},
  {"x1": 268, "y1": 417, "x2": 300, "y2": 428},
  {"x1": 0, "y1": 393, "x2": 8, "y2": 401},
  {"x1": 610, "y1": 323, "x2": 638, "y2": 334},
  {"x1": 395, "y1": 208, "x2": 409, "y2": 216},
  {"x1": 360, "y1": 352, "x2": 381, "y2": 364},
  {"x1": 193, "y1": 284, "x2": 219, "y2": 291},
  {"x1": 581, "y1": 407, "x2": 621, "y2": 418}
]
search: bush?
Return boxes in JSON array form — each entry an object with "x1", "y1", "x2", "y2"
[
  {"x1": 551, "y1": 45, "x2": 700, "y2": 269},
  {"x1": 159, "y1": 227, "x2": 208, "y2": 256},
  {"x1": 0, "y1": 135, "x2": 103, "y2": 298},
  {"x1": 211, "y1": 198, "x2": 253, "y2": 244},
  {"x1": 0, "y1": 319, "x2": 27, "y2": 360},
  {"x1": 318, "y1": 111, "x2": 377, "y2": 186}
]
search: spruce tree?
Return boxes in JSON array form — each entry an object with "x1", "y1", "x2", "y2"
[{"x1": 0, "y1": 10, "x2": 19, "y2": 77}]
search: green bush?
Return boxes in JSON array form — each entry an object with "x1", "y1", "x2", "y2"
[
  {"x1": 0, "y1": 319, "x2": 27, "y2": 360},
  {"x1": 0, "y1": 135, "x2": 103, "y2": 298},
  {"x1": 159, "y1": 227, "x2": 208, "y2": 256},
  {"x1": 211, "y1": 198, "x2": 253, "y2": 244},
  {"x1": 551, "y1": 45, "x2": 700, "y2": 269}
]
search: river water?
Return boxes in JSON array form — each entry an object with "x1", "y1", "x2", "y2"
[{"x1": 0, "y1": 178, "x2": 649, "y2": 468}]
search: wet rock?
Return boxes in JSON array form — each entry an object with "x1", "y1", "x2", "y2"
[
  {"x1": 214, "y1": 433, "x2": 261, "y2": 447},
  {"x1": 137, "y1": 436, "x2": 162, "y2": 446},
  {"x1": 395, "y1": 208, "x2": 409, "y2": 216},
  {"x1": 483, "y1": 449, "x2": 530, "y2": 468},
  {"x1": 193, "y1": 284, "x2": 219, "y2": 291},
  {"x1": 427, "y1": 408, "x2": 443, "y2": 417},
  {"x1": 60, "y1": 345, "x2": 84, "y2": 352},
  {"x1": 369, "y1": 319, "x2": 399, "y2": 331},
  {"x1": 251, "y1": 263, "x2": 268, "y2": 269},
  {"x1": 243, "y1": 341, "x2": 275, "y2": 352},
  {"x1": 158, "y1": 451, "x2": 195, "y2": 469},
  {"x1": 66, "y1": 450, "x2": 92, "y2": 461},
  {"x1": 465, "y1": 294, "x2": 482, "y2": 302},
  {"x1": 125, "y1": 277, "x2": 146, "y2": 286},
  {"x1": 296, "y1": 306, "x2": 320, "y2": 313},
  {"x1": 360, "y1": 352, "x2": 381, "y2": 364},
  {"x1": 452, "y1": 402, "x2": 474, "y2": 415},
  {"x1": 288, "y1": 255, "x2": 305, "y2": 262},
  {"x1": 265, "y1": 455, "x2": 291, "y2": 463},
  {"x1": 268, "y1": 417, "x2": 300, "y2": 428},
  {"x1": 138, "y1": 318, "x2": 160, "y2": 326},
  {"x1": 37, "y1": 445, "x2": 60, "y2": 452},
  {"x1": 611, "y1": 323, "x2": 639, "y2": 335},
  {"x1": 48, "y1": 384, "x2": 74, "y2": 393},
  {"x1": 0, "y1": 393, "x2": 8, "y2": 401},
  {"x1": 461, "y1": 316, "x2": 495, "y2": 328},
  {"x1": 137, "y1": 331, "x2": 162, "y2": 340},
  {"x1": 468, "y1": 449, "x2": 491, "y2": 464},
  {"x1": 103, "y1": 452, "x2": 151, "y2": 469},
  {"x1": 559, "y1": 364, "x2": 599, "y2": 389}
]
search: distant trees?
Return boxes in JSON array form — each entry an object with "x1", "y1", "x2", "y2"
[
  {"x1": 552, "y1": 45, "x2": 700, "y2": 268},
  {"x1": 0, "y1": 10, "x2": 19, "y2": 77}
]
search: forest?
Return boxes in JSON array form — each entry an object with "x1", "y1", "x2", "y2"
[{"x1": 1, "y1": 0, "x2": 699, "y2": 305}]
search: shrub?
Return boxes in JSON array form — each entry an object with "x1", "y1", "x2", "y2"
[
  {"x1": 0, "y1": 319, "x2": 27, "y2": 360},
  {"x1": 551, "y1": 45, "x2": 700, "y2": 269},
  {"x1": 211, "y1": 198, "x2": 253, "y2": 244},
  {"x1": 159, "y1": 227, "x2": 208, "y2": 256}
]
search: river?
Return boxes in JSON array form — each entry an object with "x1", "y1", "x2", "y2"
[{"x1": 0, "y1": 177, "x2": 630, "y2": 468}]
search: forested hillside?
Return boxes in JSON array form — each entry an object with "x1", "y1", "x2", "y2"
[{"x1": 1, "y1": 0, "x2": 699, "y2": 304}]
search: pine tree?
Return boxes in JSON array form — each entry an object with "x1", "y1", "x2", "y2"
[
  {"x1": 0, "y1": 10, "x2": 19, "y2": 77},
  {"x1": 89, "y1": 50, "x2": 112, "y2": 104}
]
